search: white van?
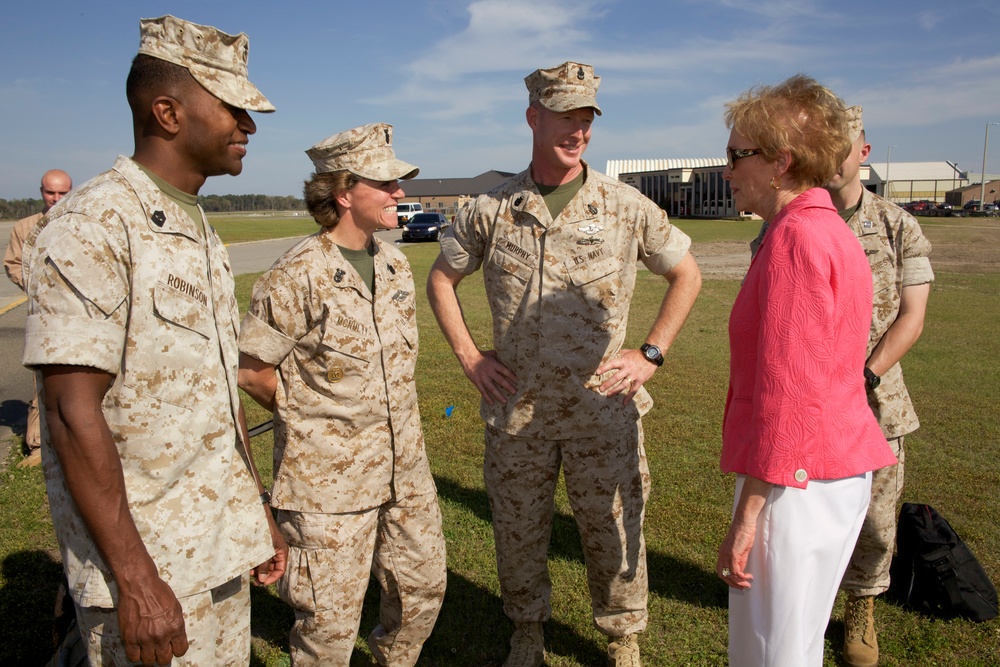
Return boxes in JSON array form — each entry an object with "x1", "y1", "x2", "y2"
[{"x1": 396, "y1": 202, "x2": 424, "y2": 225}]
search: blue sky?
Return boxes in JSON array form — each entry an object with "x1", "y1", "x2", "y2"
[{"x1": 2, "y1": 0, "x2": 998, "y2": 198}]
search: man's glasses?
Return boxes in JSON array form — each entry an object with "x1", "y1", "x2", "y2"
[{"x1": 726, "y1": 147, "x2": 763, "y2": 169}]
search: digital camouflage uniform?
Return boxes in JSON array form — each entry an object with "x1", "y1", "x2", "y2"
[
  {"x1": 22, "y1": 156, "x2": 274, "y2": 665},
  {"x1": 239, "y1": 230, "x2": 446, "y2": 666},
  {"x1": 842, "y1": 189, "x2": 933, "y2": 595},
  {"x1": 440, "y1": 161, "x2": 691, "y2": 636},
  {"x1": 750, "y1": 188, "x2": 933, "y2": 595}
]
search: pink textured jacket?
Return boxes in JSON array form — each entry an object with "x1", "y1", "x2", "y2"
[{"x1": 721, "y1": 188, "x2": 895, "y2": 488}]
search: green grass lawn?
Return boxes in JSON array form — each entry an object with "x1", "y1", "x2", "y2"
[
  {"x1": 212, "y1": 213, "x2": 319, "y2": 244},
  {"x1": 3, "y1": 219, "x2": 998, "y2": 666}
]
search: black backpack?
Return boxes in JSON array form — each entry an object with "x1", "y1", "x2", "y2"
[{"x1": 887, "y1": 502, "x2": 998, "y2": 621}]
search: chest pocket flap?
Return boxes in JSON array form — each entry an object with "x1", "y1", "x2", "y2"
[
  {"x1": 320, "y1": 321, "x2": 376, "y2": 363},
  {"x1": 490, "y1": 240, "x2": 536, "y2": 283},
  {"x1": 565, "y1": 255, "x2": 626, "y2": 321},
  {"x1": 153, "y1": 275, "x2": 213, "y2": 340},
  {"x1": 566, "y1": 255, "x2": 619, "y2": 286}
]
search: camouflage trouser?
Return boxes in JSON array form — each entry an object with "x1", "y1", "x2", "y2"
[
  {"x1": 484, "y1": 421, "x2": 650, "y2": 638},
  {"x1": 842, "y1": 435, "x2": 906, "y2": 596},
  {"x1": 276, "y1": 491, "x2": 447, "y2": 667},
  {"x1": 75, "y1": 574, "x2": 250, "y2": 667}
]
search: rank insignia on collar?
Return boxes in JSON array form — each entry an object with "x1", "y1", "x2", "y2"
[
  {"x1": 587, "y1": 204, "x2": 598, "y2": 215},
  {"x1": 151, "y1": 210, "x2": 166, "y2": 227},
  {"x1": 334, "y1": 268, "x2": 345, "y2": 283},
  {"x1": 578, "y1": 223, "x2": 603, "y2": 235},
  {"x1": 862, "y1": 219, "x2": 874, "y2": 229}
]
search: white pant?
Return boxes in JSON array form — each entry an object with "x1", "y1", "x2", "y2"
[{"x1": 728, "y1": 472, "x2": 872, "y2": 667}]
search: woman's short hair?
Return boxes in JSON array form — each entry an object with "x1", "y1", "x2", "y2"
[
  {"x1": 725, "y1": 74, "x2": 850, "y2": 188},
  {"x1": 303, "y1": 170, "x2": 358, "y2": 228}
]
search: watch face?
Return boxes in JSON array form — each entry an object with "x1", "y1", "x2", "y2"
[{"x1": 644, "y1": 347, "x2": 659, "y2": 360}]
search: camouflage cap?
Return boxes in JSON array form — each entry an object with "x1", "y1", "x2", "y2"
[
  {"x1": 847, "y1": 105, "x2": 864, "y2": 142},
  {"x1": 306, "y1": 123, "x2": 419, "y2": 180},
  {"x1": 525, "y1": 61, "x2": 602, "y2": 116},
  {"x1": 138, "y1": 15, "x2": 274, "y2": 112}
]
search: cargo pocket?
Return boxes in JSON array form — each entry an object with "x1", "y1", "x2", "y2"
[{"x1": 275, "y1": 511, "x2": 336, "y2": 613}]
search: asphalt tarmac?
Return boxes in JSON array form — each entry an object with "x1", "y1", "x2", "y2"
[{"x1": 0, "y1": 224, "x2": 408, "y2": 461}]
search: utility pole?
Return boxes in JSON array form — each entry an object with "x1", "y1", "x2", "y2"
[{"x1": 980, "y1": 122, "x2": 998, "y2": 212}]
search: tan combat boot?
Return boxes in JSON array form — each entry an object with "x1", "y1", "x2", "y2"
[
  {"x1": 607, "y1": 633, "x2": 641, "y2": 667},
  {"x1": 504, "y1": 622, "x2": 544, "y2": 667},
  {"x1": 843, "y1": 594, "x2": 878, "y2": 667}
]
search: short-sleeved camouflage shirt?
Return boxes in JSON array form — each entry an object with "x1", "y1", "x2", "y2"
[
  {"x1": 849, "y1": 189, "x2": 933, "y2": 438},
  {"x1": 440, "y1": 162, "x2": 691, "y2": 439},
  {"x1": 748, "y1": 189, "x2": 934, "y2": 438},
  {"x1": 22, "y1": 156, "x2": 273, "y2": 607},
  {"x1": 239, "y1": 231, "x2": 435, "y2": 513}
]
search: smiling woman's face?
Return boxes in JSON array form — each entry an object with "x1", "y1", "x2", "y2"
[{"x1": 342, "y1": 177, "x2": 405, "y2": 231}]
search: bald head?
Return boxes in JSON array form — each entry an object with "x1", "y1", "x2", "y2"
[{"x1": 40, "y1": 170, "x2": 72, "y2": 212}]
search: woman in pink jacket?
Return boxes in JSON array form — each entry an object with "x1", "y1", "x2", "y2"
[{"x1": 716, "y1": 75, "x2": 897, "y2": 666}]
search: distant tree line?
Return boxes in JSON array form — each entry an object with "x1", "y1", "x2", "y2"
[
  {"x1": 2, "y1": 194, "x2": 306, "y2": 220},
  {"x1": 0, "y1": 198, "x2": 44, "y2": 220},
  {"x1": 198, "y1": 194, "x2": 305, "y2": 212}
]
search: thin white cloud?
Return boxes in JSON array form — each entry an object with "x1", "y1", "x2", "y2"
[
  {"x1": 843, "y1": 54, "x2": 1000, "y2": 127},
  {"x1": 405, "y1": 0, "x2": 605, "y2": 81},
  {"x1": 916, "y1": 10, "x2": 944, "y2": 31},
  {"x1": 709, "y1": 0, "x2": 826, "y2": 20},
  {"x1": 377, "y1": 0, "x2": 828, "y2": 125}
]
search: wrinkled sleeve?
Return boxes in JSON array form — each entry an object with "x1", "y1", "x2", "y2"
[
  {"x1": 900, "y1": 215, "x2": 934, "y2": 287},
  {"x1": 23, "y1": 212, "x2": 129, "y2": 375},
  {"x1": 238, "y1": 267, "x2": 308, "y2": 365},
  {"x1": 637, "y1": 197, "x2": 691, "y2": 276},
  {"x1": 439, "y1": 198, "x2": 487, "y2": 275}
]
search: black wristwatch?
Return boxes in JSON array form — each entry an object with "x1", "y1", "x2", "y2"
[
  {"x1": 864, "y1": 367, "x2": 881, "y2": 390},
  {"x1": 640, "y1": 343, "x2": 664, "y2": 367}
]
